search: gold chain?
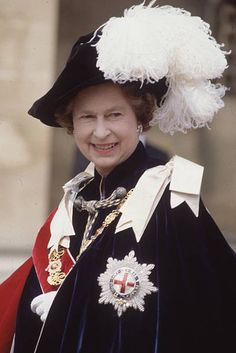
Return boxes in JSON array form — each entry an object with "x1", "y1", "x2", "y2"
[
  {"x1": 76, "y1": 189, "x2": 133, "y2": 261},
  {"x1": 45, "y1": 189, "x2": 133, "y2": 286}
]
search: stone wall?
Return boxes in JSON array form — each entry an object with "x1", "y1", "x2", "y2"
[{"x1": 0, "y1": 0, "x2": 58, "y2": 281}]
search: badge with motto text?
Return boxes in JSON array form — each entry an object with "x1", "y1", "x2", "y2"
[{"x1": 98, "y1": 251, "x2": 158, "y2": 317}]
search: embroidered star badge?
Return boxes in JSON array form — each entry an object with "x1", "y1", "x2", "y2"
[{"x1": 98, "y1": 251, "x2": 158, "y2": 317}]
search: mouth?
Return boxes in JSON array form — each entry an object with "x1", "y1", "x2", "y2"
[{"x1": 92, "y1": 143, "x2": 118, "y2": 151}]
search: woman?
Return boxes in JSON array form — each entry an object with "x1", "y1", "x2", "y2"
[{"x1": 1, "y1": 3, "x2": 236, "y2": 353}]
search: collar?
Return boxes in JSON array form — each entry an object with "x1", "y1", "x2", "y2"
[
  {"x1": 92, "y1": 141, "x2": 148, "y2": 198},
  {"x1": 48, "y1": 142, "x2": 148, "y2": 249},
  {"x1": 48, "y1": 148, "x2": 204, "y2": 248},
  {"x1": 48, "y1": 163, "x2": 95, "y2": 249}
]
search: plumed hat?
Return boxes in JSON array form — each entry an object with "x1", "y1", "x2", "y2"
[
  {"x1": 28, "y1": 1, "x2": 229, "y2": 134},
  {"x1": 28, "y1": 31, "x2": 167, "y2": 128}
]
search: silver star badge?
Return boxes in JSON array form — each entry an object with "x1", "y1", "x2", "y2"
[{"x1": 98, "y1": 251, "x2": 158, "y2": 317}]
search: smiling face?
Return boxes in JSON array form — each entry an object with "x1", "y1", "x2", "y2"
[{"x1": 72, "y1": 83, "x2": 140, "y2": 176}]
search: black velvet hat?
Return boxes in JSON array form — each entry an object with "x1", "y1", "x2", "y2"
[
  {"x1": 28, "y1": 32, "x2": 168, "y2": 127},
  {"x1": 28, "y1": 2, "x2": 228, "y2": 133},
  {"x1": 28, "y1": 33, "x2": 106, "y2": 127}
]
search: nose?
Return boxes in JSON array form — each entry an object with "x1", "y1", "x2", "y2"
[{"x1": 93, "y1": 117, "x2": 111, "y2": 139}]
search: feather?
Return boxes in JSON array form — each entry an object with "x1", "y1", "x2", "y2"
[
  {"x1": 95, "y1": 1, "x2": 229, "y2": 134},
  {"x1": 150, "y1": 79, "x2": 227, "y2": 134}
]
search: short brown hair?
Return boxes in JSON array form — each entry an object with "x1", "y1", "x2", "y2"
[{"x1": 55, "y1": 83, "x2": 157, "y2": 134}]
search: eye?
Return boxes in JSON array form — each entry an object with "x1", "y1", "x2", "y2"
[
  {"x1": 107, "y1": 112, "x2": 122, "y2": 119},
  {"x1": 77, "y1": 114, "x2": 95, "y2": 121},
  {"x1": 82, "y1": 114, "x2": 94, "y2": 119}
]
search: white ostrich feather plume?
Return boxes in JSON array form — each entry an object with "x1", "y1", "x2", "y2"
[
  {"x1": 94, "y1": 1, "x2": 229, "y2": 134},
  {"x1": 150, "y1": 80, "x2": 227, "y2": 134}
]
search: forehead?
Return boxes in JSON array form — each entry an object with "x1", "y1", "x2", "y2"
[{"x1": 72, "y1": 83, "x2": 132, "y2": 112}]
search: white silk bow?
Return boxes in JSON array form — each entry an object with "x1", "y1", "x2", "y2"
[
  {"x1": 115, "y1": 156, "x2": 203, "y2": 242},
  {"x1": 48, "y1": 156, "x2": 203, "y2": 247}
]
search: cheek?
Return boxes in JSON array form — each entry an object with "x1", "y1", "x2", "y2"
[
  {"x1": 73, "y1": 127, "x2": 84, "y2": 147},
  {"x1": 120, "y1": 121, "x2": 138, "y2": 138},
  {"x1": 118, "y1": 129, "x2": 139, "y2": 152},
  {"x1": 73, "y1": 123, "x2": 89, "y2": 141},
  {"x1": 117, "y1": 117, "x2": 138, "y2": 135}
]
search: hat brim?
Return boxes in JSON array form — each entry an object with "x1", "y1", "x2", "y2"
[
  {"x1": 28, "y1": 32, "x2": 168, "y2": 127},
  {"x1": 28, "y1": 75, "x2": 107, "y2": 127}
]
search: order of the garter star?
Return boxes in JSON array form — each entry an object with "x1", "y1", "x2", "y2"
[{"x1": 98, "y1": 251, "x2": 158, "y2": 317}]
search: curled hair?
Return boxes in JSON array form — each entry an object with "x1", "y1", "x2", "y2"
[
  {"x1": 55, "y1": 83, "x2": 157, "y2": 134},
  {"x1": 55, "y1": 100, "x2": 74, "y2": 134},
  {"x1": 121, "y1": 84, "x2": 157, "y2": 131}
]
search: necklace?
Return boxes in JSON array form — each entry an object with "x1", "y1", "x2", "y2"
[
  {"x1": 76, "y1": 188, "x2": 133, "y2": 261},
  {"x1": 45, "y1": 188, "x2": 133, "y2": 286}
]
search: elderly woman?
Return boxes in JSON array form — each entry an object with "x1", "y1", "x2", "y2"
[{"x1": 1, "y1": 3, "x2": 236, "y2": 353}]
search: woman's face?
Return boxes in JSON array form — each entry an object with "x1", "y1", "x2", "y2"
[{"x1": 72, "y1": 83, "x2": 140, "y2": 176}]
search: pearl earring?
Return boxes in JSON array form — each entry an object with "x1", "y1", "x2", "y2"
[{"x1": 137, "y1": 124, "x2": 143, "y2": 134}]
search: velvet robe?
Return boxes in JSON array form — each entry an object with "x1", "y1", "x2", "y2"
[{"x1": 11, "y1": 143, "x2": 236, "y2": 353}]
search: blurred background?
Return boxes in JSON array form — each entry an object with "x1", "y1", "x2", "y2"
[{"x1": 0, "y1": 0, "x2": 235, "y2": 282}]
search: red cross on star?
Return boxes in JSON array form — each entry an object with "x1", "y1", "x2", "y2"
[{"x1": 114, "y1": 272, "x2": 135, "y2": 293}]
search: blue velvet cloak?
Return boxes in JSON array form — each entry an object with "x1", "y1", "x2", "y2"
[{"x1": 14, "y1": 143, "x2": 236, "y2": 353}]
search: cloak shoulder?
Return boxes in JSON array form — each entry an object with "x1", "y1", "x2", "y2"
[
  {"x1": 116, "y1": 155, "x2": 204, "y2": 241},
  {"x1": 0, "y1": 208, "x2": 57, "y2": 353},
  {"x1": 0, "y1": 257, "x2": 33, "y2": 353}
]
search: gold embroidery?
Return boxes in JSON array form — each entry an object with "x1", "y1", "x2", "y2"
[{"x1": 46, "y1": 246, "x2": 66, "y2": 286}]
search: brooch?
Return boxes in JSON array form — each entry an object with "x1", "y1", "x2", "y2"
[{"x1": 98, "y1": 251, "x2": 158, "y2": 317}]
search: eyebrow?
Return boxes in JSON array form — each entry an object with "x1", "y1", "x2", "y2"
[
  {"x1": 76, "y1": 105, "x2": 125, "y2": 115},
  {"x1": 105, "y1": 106, "x2": 125, "y2": 114}
]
